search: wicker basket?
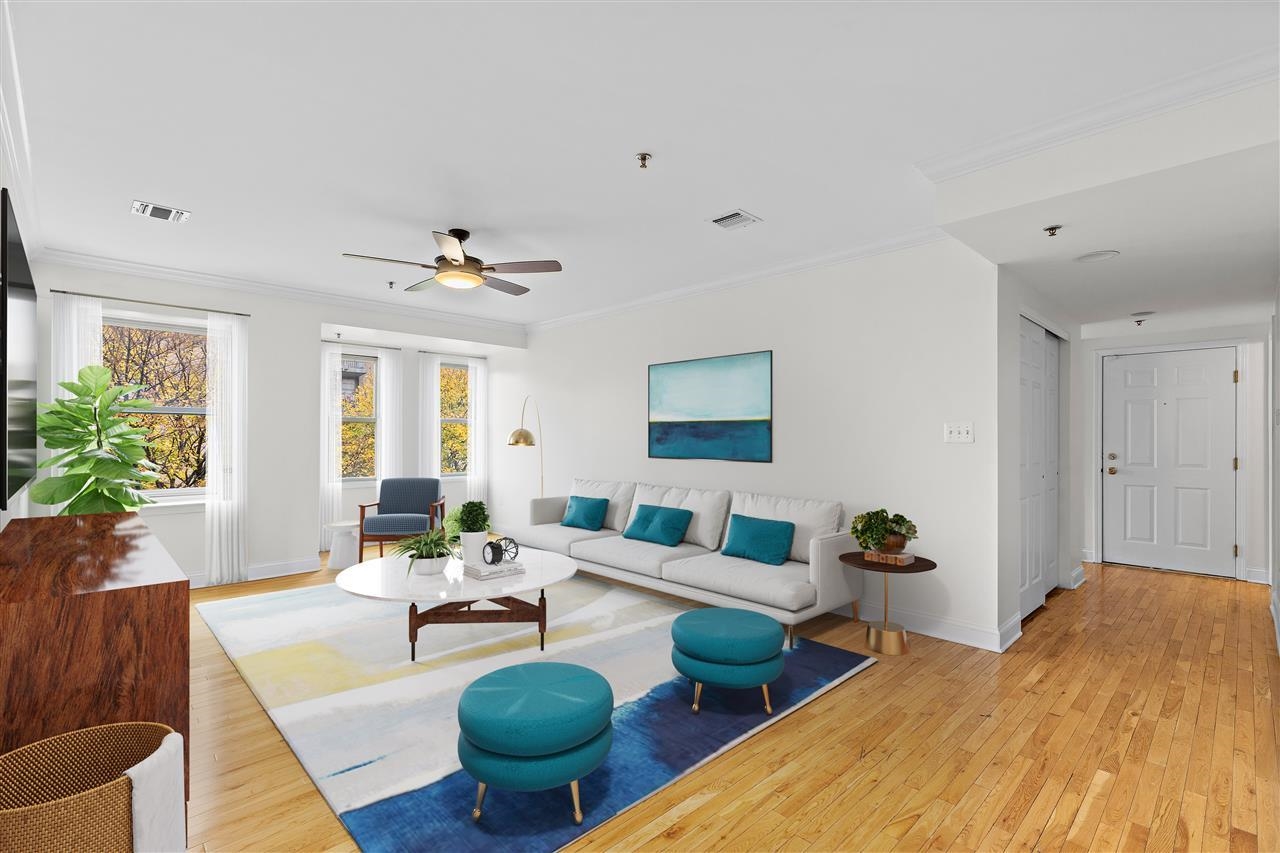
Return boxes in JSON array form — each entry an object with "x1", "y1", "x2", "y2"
[{"x1": 0, "y1": 721, "x2": 174, "y2": 853}]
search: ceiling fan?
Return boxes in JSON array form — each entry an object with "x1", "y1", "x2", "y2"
[{"x1": 342, "y1": 229, "x2": 561, "y2": 296}]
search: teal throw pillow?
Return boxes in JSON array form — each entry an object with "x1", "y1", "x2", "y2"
[
  {"x1": 623, "y1": 504, "x2": 694, "y2": 547},
  {"x1": 561, "y1": 495, "x2": 610, "y2": 531},
  {"x1": 721, "y1": 514, "x2": 796, "y2": 565}
]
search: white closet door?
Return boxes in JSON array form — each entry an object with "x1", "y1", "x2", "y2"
[
  {"x1": 1043, "y1": 333, "x2": 1060, "y2": 597},
  {"x1": 1019, "y1": 317, "x2": 1047, "y2": 618},
  {"x1": 1101, "y1": 347, "x2": 1236, "y2": 576}
]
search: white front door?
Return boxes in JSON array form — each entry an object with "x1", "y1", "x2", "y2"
[
  {"x1": 1101, "y1": 347, "x2": 1236, "y2": 577},
  {"x1": 1019, "y1": 317, "x2": 1047, "y2": 617},
  {"x1": 1043, "y1": 333, "x2": 1060, "y2": 599}
]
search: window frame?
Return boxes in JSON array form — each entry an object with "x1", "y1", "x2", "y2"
[
  {"x1": 340, "y1": 352, "x2": 378, "y2": 481},
  {"x1": 101, "y1": 312, "x2": 209, "y2": 501},
  {"x1": 439, "y1": 361, "x2": 469, "y2": 478}
]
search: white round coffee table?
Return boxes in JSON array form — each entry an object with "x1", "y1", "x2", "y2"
[
  {"x1": 335, "y1": 548, "x2": 577, "y2": 661},
  {"x1": 326, "y1": 521, "x2": 360, "y2": 569}
]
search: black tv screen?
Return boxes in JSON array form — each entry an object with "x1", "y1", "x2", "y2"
[{"x1": 2, "y1": 187, "x2": 37, "y2": 510}]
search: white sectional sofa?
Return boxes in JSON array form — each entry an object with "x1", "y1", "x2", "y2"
[{"x1": 503, "y1": 478, "x2": 862, "y2": 634}]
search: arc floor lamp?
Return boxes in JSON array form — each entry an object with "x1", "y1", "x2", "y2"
[{"x1": 507, "y1": 395, "x2": 544, "y2": 497}]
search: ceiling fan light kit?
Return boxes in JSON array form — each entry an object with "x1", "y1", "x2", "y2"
[{"x1": 342, "y1": 227, "x2": 562, "y2": 297}]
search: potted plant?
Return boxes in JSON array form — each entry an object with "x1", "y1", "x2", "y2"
[
  {"x1": 850, "y1": 508, "x2": 919, "y2": 554},
  {"x1": 393, "y1": 528, "x2": 455, "y2": 576},
  {"x1": 30, "y1": 365, "x2": 160, "y2": 515},
  {"x1": 457, "y1": 500, "x2": 491, "y2": 566}
]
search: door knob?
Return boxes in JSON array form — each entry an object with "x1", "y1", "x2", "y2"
[
  {"x1": 1107, "y1": 467, "x2": 1118, "y2": 475},
  {"x1": 1107, "y1": 452, "x2": 1117, "y2": 460}
]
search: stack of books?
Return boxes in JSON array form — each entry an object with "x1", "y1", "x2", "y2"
[
  {"x1": 863, "y1": 551, "x2": 915, "y2": 566},
  {"x1": 463, "y1": 561, "x2": 525, "y2": 580}
]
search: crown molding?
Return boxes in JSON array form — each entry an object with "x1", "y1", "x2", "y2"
[
  {"x1": 917, "y1": 49, "x2": 1280, "y2": 183},
  {"x1": 34, "y1": 247, "x2": 528, "y2": 338},
  {"x1": 530, "y1": 224, "x2": 949, "y2": 333}
]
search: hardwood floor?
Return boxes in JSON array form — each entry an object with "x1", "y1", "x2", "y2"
[{"x1": 187, "y1": 561, "x2": 1279, "y2": 851}]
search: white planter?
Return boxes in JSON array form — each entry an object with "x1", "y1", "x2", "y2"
[
  {"x1": 412, "y1": 555, "x2": 448, "y2": 576},
  {"x1": 460, "y1": 531, "x2": 488, "y2": 566}
]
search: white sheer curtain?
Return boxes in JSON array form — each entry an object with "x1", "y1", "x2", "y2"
[
  {"x1": 418, "y1": 353, "x2": 442, "y2": 478},
  {"x1": 49, "y1": 293, "x2": 102, "y2": 400},
  {"x1": 465, "y1": 357, "x2": 488, "y2": 503},
  {"x1": 205, "y1": 313, "x2": 248, "y2": 585},
  {"x1": 374, "y1": 348, "x2": 401, "y2": 487},
  {"x1": 319, "y1": 343, "x2": 343, "y2": 550}
]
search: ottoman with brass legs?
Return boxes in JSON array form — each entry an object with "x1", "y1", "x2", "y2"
[
  {"x1": 457, "y1": 661, "x2": 613, "y2": 826},
  {"x1": 670, "y1": 607, "x2": 785, "y2": 715}
]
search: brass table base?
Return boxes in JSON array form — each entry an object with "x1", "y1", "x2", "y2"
[{"x1": 866, "y1": 621, "x2": 909, "y2": 656}]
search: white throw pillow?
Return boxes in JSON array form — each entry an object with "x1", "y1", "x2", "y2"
[
  {"x1": 729, "y1": 492, "x2": 843, "y2": 563},
  {"x1": 570, "y1": 478, "x2": 637, "y2": 531},
  {"x1": 626, "y1": 483, "x2": 732, "y2": 550}
]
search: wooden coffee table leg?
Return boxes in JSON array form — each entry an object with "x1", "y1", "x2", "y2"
[
  {"x1": 409, "y1": 603, "x2": 418, "y2": 662},
  {"x1": 539, "y1": 588, "x2": 547, "y2": 651}
]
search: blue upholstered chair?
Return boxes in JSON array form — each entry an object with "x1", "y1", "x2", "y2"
[{"x1": 358, "y1": 477, "x2": 446, "y2": 558}]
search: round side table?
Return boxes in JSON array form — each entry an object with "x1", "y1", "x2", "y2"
[
  {"x1": 838, "y1": 552, "x2": 938, "y2": 656},
  {"x1": 327, "y1": 521, "x2": 360, "y2": 569}
]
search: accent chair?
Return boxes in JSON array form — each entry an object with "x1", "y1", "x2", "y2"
[{"x1": 358, "y1": 477, "x2": 447, "y2": 558}]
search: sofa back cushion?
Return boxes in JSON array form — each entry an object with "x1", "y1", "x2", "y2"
[
  {"x1": 571, "y1": 478, "x2": 637, "y2": 531},
  {"x1": 729, "y1": 492, "x2": 842, "y2": 563},
  {"x1": 625, "y1": 483, "x2": 732, "y2": 550}
]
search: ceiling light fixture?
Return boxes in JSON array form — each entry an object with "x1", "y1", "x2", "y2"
[
  {"x1": 1043, "y1": 224, "x2": 1062, "y2": 237},
  {"x1": 434, "y1": 268, "x2": 485, "y2": 289},
  {"x1": 1075, "y1": 250, "x2": 1121, "y2": 263},
  {"x1": 1130, "y1": 310, "x2": 1155, "y2": 317}
]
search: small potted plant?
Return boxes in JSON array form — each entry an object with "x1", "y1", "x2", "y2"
[
  {"x1": 850, "y1": 508, "x2": 919, "y2": 554},
  {"x1": 393, "y1": 528, "x2": 455, "y2": 576},
  {"x1": 457, "y1": 500, "x2": 491, "y2": 566}
]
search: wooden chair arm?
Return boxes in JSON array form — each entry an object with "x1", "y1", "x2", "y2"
[
  {"x1": 358, "y1": 502, "x2": 379, "y2": 523},
  {"x1": 429, "y1": 497, "x2": 446, "y2": 529}
]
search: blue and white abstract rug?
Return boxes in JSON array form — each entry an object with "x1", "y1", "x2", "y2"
[{"x1": 197, "y1": 576, "x2": 873, "y2": 851}]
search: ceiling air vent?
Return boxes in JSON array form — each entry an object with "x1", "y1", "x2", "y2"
[
  {"x1": 131, "y1": 200, "x2": 191, "y2": 223},
  {"x1": 709, "y1": 209, "x2": 762, "y2": 230}
]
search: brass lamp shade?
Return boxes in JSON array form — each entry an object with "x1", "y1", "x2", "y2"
[{"x1": 508, "y1": 427, "x2": 536, "y2": 447}]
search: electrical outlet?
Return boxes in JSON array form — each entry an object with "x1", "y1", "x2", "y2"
[{"x1": 944, "y1": 422, "x2": 974, "y2": 444}]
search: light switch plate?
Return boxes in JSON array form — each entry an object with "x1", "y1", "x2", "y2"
[{"x1": 944, "y1": 422, "x2": 974, "y2": 444}]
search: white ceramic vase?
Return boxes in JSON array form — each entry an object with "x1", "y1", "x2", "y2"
[
  {"x1": 412, "y1": 555, "x2": 448, "y2": 576},
  {"x1": 460, "y1": 531, "x2": 488, "y2": 566}
]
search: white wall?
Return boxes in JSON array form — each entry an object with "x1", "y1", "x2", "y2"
[
  {"x1": 1272, "y1": 287, "x2": 1279, "y2": 649},
  {"x1": 25, "y1": 261, "x2": 521, "y2": 585},
  {"x1": 1069, "y1": 321, "x2": 1272, "y2": 584},
  {"x1": 487, "y1": 237, "x2": 1010, "y2": 650}
]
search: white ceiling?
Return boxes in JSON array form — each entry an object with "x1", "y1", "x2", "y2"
[
  {"x1": 8, "y1": 1, "x2": 1278, "y2": 326},
  {"x1": 944, "y1": 142, "x2": 1280, "y2": 324}
]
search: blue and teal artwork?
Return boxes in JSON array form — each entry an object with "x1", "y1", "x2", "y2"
[{"x1": 648, "y1": 350, "x2": 772, "y2": 462}]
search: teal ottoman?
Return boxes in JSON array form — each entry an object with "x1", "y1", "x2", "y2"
[
  {"x1": 457, "y1": 661, "x2": 613, "y2": 826},
  {"x1": 670, "y1": 607, "x2": 785, "y2": 714}
]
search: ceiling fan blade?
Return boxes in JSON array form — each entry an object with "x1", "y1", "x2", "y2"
[
  {"x1": 481, "y1": 275, "x2": 530, "y2": 296},
  {"x1": 404, "y1": 277, "x2": 437, "y2": 292},
  {"x1": 483, "y1": 260, "x2": 563, "y2": 274},
  {"x1": 433, "y1": 231, "x2": 466, "y2": 264},
  {"x1": 342, "y1": 252, "x2": 436, "y2": 270}
]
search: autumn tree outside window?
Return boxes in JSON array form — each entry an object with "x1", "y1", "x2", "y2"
[
  {"x1": 102, "y1": 318, "x2": 208, "y2": 491},
  {"x1": 341, "y1": 354, "x2": 378, "y2": 478},
  {"x1": 440, "y1": 363, "x2": 469, "y2": 475}
]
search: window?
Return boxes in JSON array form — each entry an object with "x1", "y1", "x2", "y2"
[
  {"x1": 102, "y1": 320, "x2": 208, "y2": 490},
  {"x1": 341, "y1": 354, "x2": 377, "y2": 478},
  {"x1": 440, "y1": 363, "x2": 469, "y2": 475}
]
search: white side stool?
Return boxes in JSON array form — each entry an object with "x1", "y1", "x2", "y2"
[{"x1": 327, "y1": 521, "x2": 360, "y2": 569}]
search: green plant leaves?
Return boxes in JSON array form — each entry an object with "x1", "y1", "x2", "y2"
[
  {"x1": 458, "y1": 500, "x2": 490, "y2": 533},
  {"x1": 29, "y1": 473, "x2": 91, "y2": 504}
]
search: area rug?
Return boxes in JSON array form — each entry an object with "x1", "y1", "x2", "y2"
[{"x1": 197, "y1": 576, "x2": 873, "y2": 852}]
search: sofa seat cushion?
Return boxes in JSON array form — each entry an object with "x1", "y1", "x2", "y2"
[
  {"x1": 625, "y1": 483, "x2": 731, "y2": 550},
  {"x1": 730, "y1": 492, "x2": 842, "y2": 563},
  {"x1": 661, "y1": 552, "x2": 817, "y2": 612},
  {"x1": 571, "y1": 536, "x2": 710, "y2": 579},
  {"x1": 363, "y1": 513, "x2": 433, "y2": 535},
  {"x1": 503, "y1": 523, "x2": 617, "y2": 556}
]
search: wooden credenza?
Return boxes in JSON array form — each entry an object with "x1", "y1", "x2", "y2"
[{"x1": 0, "y1": 512, "x2": 189, "y2": 784}]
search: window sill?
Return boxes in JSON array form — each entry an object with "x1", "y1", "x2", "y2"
[{"x1": 138, "y1": 496, "x2": 206, "y2": 516}]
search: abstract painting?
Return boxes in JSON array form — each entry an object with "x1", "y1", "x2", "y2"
[{"x1": 648, "y1": 350, "x2": 772, "y2": 462}]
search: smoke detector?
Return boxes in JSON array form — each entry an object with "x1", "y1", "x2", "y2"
[
  {"x1": 709, "y1": 209, "x2": 762, "y2": 230},
  {"x1": 131, "y1": 200, "x2": 191, "y2": 223}
]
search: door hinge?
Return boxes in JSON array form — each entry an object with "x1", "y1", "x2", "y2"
[
  {"x1": 1233, "y1": 456, "x2": 1240, "y2": 471},
  {"x1": 1233, "y1": 369, "x2": 1239, "y2": 383},
  {"x1": 1233, "y1": 544, "x2": 1239, "y2": 558}
]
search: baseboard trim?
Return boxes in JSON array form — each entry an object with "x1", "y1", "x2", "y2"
[
  {"x1": 1080, "y1": 549, "x2": 1099, "y2": 563},
  {"x1": 998, "y1": 613, "x2": 1023, "y2": 652},
  {"x1": 858, "y1": 602, "x2": 1007, "y2": 653},
  {"x1": 1065, "y1": 564, "x2": 1087, "y2": 590},
  {"x1": 1243, "y1": 566, "x2": 1270, "y2": 585},
  {"x1": 1272, "y1": 594, "x2": 1279, "y2": 656},
  {"x1": 247, "y1": 556, "x2": 322, "y2": 582}
]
